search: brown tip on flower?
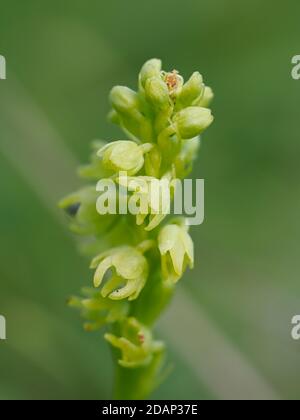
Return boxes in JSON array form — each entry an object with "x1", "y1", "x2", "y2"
[
  {"x1": 137, "y1": 332, "x2": 145, "y2": 344},
  {"x1": 164, "y1": 70, "x2": 179, "y2": 93}
]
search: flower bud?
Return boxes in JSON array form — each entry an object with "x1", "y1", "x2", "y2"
[
  {"x1": 195, "y1": 86, "x2": 214, "y2": 107},
  {"x1": 91, "y1": 246, "x2": 149, "y2": 301},
  {"x1": 104, "y1": 317, "x2": 164, "y2": 368},
  {"x1": 98, "y1": 141, "x2": 152, "y2": 175},
  {"x1": 158, "y1": 222, "x2": 194, "y2": 283},
  {"x1": 139, "y1": 58, "x2": 162, "y2": 89},
  {"x1": 145, "y1": 77, "x2": 170, "y2": 111},
  {"x1": 110, "y1": 86, "x2": 139, "y2": 114},
  {"x1": 174, "y1": 106, "x2": 213, "y2": 139},
  {"x1": 109, "y1": 86, "x2": 154, "y2": 142},
  {"x1": 177, "y1": 72, "x2": 203, "y2": 107},
  {"x1": 144, "y1": 76, "x2": 170, "y2": 111}
]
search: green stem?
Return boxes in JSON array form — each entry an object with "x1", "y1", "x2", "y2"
[{"x1": 113, "y1": 350, "x2": 165, "y2": 400}]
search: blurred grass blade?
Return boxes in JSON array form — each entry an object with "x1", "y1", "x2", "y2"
[
  {"x1": 160, "y1": 289, "x2": 279, "y2": 400},
  {"x1": 0, "y1": 76, "x2": 78, "y2": 220}
]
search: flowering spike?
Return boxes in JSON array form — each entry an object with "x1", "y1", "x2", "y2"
[{"x1": 60, "y1": 58, "x2": 214, "y2": 399}]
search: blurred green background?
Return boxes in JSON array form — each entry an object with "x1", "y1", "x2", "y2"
[{"x1": 0, "y1": 0, "x2": 300, "y2": 400}]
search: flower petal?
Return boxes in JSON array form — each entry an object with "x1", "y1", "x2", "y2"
[
  {"x1": 170, "y1": 239, "x2": 185, "y2": 276},
  {"x1": 158, "y1": 225, "x2": 179, "y2": 254},
  {"x1": 109, "y1": 277, "x2": 142, "y2": 300},
  {"x1": 93, "y1": 256, "x2": 112, "y2": 287},
  {"x1": 182, "y1": 230, "x2": 194, "y2": 268},
  {"x1": 113, "y1": 249, "x2": 146, "y2": 280},
  {"x1": 101, "y1": 275, "x2": 123, "y2": 298}
]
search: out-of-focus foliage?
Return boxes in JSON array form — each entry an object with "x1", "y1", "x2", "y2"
[{"x1": 0, "y1": 0, "x2": 300, "y2": 400}]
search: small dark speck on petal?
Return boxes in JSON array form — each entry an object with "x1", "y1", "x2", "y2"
[{"x1": 66, "y1": 202, "x2": 81, "y2": 216}]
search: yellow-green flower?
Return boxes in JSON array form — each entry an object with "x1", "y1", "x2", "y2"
[
  {"x1": 139, "y1": 58, "x2": 162, "y2": 89},
  {"x1": 117, "y1": 174, "x2": 172, "y2": 231},
  {"x1": 110, "y1": 86, "x2": 139, "y2": 114},
  {"x1": 98, "y1": 141, "x2": 153, "y2": 175},
  {"x1": 173, "y1": 106, "x2": 214, "y2": 139},
  {"x1": 91, "y1": 246, "x2": 149, "y2": 301},
  {"x1": 105, "y1": 317, "x2": 164, "y2": 368},
  {"x1": 144, "y1": 76, "x2": 171, "y2": 111},
  {"x1": 177, "y1": 71, "x2": 204, "y2": 108},
  {"x1": 59, "y1": 186, "x2": 116, "y2": 235},
  {"x1": 68, "y1": 287, "x2": 129, "y2": 331},
  {"x1": 109, "y1": 86, "x2": 154, "y2": 143},
  {"x1": 195, "y1": 86, "x2": 214, "y2": 108},
  {"x1": 158, "y1": 222, "x2": 194, "y2": 283}
]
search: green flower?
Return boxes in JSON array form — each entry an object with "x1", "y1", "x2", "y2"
[
  {"x1": 91, "y1": 245, "x2": 149, "y2": 301},
  {"x1": 98, "y1": 141, "x2": 153, "y2": 175},
  {"x1": 173, "y1": 106, "x2": 214, "y2": 139},
  {"x1": 195, "y1": 86, "x2": 214, "y2": 107},
  {"x1": 139, "y1": 58, "x2": 162, "y2": 89},
  {"x1": 177, "y1": 71, "x2": 204, "y2": 108},
  {"x1": 117, "y1": 174, "x2": 172, "y2": 231},
  {"x1": 144, "y1": 76, "x2": 171, "y2": 111},
  {"x1": 68, "y1": 287, "x2": 129, "y2": 331},
  {"x1": 158, "y1": 222, "x2": 194, "y2": 283},
  {"x1": 110, "y1": 86, "x2": 153, "y2": 142},
  {"x1": 59, "y1": 186, "x2": 116, "y2": 235},
  {"x1": 110, "y1": 86, "x2": 139, "y2": 114},
  {"x1": 105, "y1": 317, "x2": 164, "y2": 368}
]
